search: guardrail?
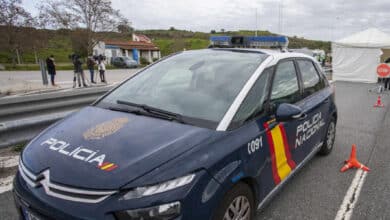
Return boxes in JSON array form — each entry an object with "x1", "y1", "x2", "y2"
[{"x1": 0, "y1": 86, "x2": 113, "y2": 148}]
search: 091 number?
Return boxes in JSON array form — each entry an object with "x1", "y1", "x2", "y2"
[{"x1": 248, "y1": 137, "x2": 262, "y2": 155}]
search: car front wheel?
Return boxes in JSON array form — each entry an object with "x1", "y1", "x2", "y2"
[{"x1": 213, "y1": 182, "x2": 255, "y2": 220}]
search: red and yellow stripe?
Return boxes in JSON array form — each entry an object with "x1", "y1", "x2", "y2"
[
  {"x1": 264, "y1": 122, "x2": 296, "y2": 185},
  {"x1": 98, "y1": 162, "x2": 118, "y2": 171}
]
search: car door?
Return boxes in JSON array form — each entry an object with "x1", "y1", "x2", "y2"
[
  {"x1": 113, "y1": 57, "x2": 119, "y2": 66},
  {"x1": 294, "y1": 58, "x2": 329, "y2": 156},
  {"x1": 265, "y1": 60, "x2": 304, "y2": 185},
  {"x1": 118, "y1": 57, "x2": 124, "y2": 67},
  {"x1": 227, "y1": 60, "x2": 304, "y2": 203}
]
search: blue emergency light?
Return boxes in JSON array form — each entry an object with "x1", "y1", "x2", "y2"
[{"x1": 209, "y1": 36, "x2": 289, "y2": 49}]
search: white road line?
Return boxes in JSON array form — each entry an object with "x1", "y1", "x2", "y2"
[
  {"x1": 0, "y1": 175, "x2": 14, "y2": 194},
  {"x1": 0, "y1": 155, "x2": 20, "y2": 168},
  {"x1": 335, "y1": 170, "x2": 368, "y2": 220}
]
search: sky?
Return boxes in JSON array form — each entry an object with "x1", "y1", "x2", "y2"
[{"x1": 22, "y1": 0, "x2": 390, "y2": 41}]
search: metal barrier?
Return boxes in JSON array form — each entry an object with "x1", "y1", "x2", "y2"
[{"x1": 0, "y1": 86, "x2": 113, "y2": 148}]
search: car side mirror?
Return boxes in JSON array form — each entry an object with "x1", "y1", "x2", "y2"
[{"x1": 275, "y1": 103, "x2": 303, "y2": 122}]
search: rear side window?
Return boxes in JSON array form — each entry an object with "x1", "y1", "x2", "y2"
[
  {"x1": 297, "y1": 60, "x2": 323, "y2": 97},
  {"x1": 270, "y1": 61, "x2": 301, "y2": 105}
]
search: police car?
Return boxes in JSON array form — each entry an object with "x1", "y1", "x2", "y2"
[{"x1": 13, "y1": 39, "x2": 337, "y2": 220}]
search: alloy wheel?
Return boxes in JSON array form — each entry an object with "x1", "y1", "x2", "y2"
[{"x1": 223, "y1": 196, "x2": 251, "y2": 220}]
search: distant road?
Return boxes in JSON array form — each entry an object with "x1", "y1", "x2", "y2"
[{"x1": 0, "y1": 68, "x2": 141, "y2": 86}]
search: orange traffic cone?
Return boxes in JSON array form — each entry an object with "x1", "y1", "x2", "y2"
[
  {"x1": 374, "y1": 95, "x2": 384, "y2": 107},
  {"x1": 340, "y1": 144, "x2": 370, "y2": 172}
]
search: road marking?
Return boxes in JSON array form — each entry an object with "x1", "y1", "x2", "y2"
[
  {"x1": 0, "y1": 175, "x2": 14, "y2": 194},
  {"x1": 335, "y1": 170, "x2": 368, "y2": 220},
  {"x1": 0, "y1": 155, "x2": 19, "y2": 169}
]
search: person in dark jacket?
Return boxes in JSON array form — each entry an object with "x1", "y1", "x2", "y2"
[
  {"x1": 46, "y1": 55, "x2": 57, "y2": 86},
  {"x1": 87, "y1": 56, "x2": 96, "y2": 84},
  {"x1": 385, "y1": 58, "x2": 390, "y2": 90},
  {"x1": 385, "y1": 77, "x2": 390, "y2": 90},
  {"x1": 72, "y1": 55, "x2": 88, "y2": 88}
]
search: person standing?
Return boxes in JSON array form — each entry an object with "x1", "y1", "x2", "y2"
[
  {"x1": 385, "y1": 76, "x2": 390, "y2": 90},
  {"x1": 46, "y1": 55, "x2": 57, "y2": 86},
  {"x1": 87, "y1": 56, "x2": 96, "y2": 84},
  {"x1": 72, "y1": 55, "x2": 88, "y2": 88},
  {"x1": 98, "y1": 61, "x2": 107, "y2": 83},
  {"x1": 385, "y1": 59, "x2": 390, "y2": 90}
]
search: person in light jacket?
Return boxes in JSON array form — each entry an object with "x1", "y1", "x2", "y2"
[{"x1": 98, "y1": 61, "x2": 107, "y2": 83}]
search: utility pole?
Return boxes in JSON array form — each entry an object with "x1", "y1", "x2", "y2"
[
  {"x1": 278, "y1": 0, "x2": 283, "y2": 34},
  {"x1": 255, "y1": 8, "x2": 258, "y2": 36}
]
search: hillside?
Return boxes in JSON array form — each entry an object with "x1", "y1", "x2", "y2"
[
  {"x1": 139, "y1": 29, "x2": 331, "y2": 57},
  {"x1": 0, "y1": 27, "x2": 330, "y2": 65}
]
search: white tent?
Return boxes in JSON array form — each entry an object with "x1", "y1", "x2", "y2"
[{"x1": 332, "y1": 28, "x2": 390, "y2": 83}]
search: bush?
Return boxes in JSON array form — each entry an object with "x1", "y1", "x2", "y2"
[{"x1": 140, "y1": 57, "x2": 150, "y2": 65}]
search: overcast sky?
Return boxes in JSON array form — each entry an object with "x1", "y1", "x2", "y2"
[{"x1": 23, "y1": 0, "x2": 390, "y2": 41}]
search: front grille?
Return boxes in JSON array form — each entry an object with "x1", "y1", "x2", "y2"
[{"x1": 19, "y1": 160, "x2": 117, "y2": 203}]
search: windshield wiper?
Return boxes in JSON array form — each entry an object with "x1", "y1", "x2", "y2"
[
  {"x1": 108, "y1": 105, "x2": 141, "y2": 114},
  {"x1": 116, "y1": 99, "x2": 186, "y2": 123}
]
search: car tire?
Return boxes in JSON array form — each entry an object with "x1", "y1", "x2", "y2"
[
  {"x1": 318, "y1": 117, "x2": 336, "y2": 156},
  {"x1": 213, "y1": 182, "x2": 255, "y2": 220}
]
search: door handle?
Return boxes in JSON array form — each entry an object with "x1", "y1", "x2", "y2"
[
  {"x1": 324, "y1": 98, "x2": 330, "y2": 103},
  {"x1": 292, "y1": 113, "x2": 307, "y2": 120}
]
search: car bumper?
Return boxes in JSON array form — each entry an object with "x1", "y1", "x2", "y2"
[{"x1": 13, "y1": 170, "x2": 223, "y2": 220}]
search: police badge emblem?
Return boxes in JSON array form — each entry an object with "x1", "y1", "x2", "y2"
[{"x1": 83, "y1": 117, "x2": 129, "y2": 140}]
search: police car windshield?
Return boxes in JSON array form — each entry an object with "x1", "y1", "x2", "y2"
[{"x1": 99, "y1": 49, "x2": 268, "y2": 128}]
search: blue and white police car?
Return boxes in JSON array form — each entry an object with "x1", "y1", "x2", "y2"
[{"x1": 13, "y1": 41, "x2": 337, "y2": 220}]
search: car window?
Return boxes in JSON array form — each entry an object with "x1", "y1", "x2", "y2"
[
  {"x1": 229, "y1": 67, "x2": 272, "y2": 129},
  {"x1": 270, "y1": 61, "x2": 301, "y2": 105},
  {"x1": 297, "y1": 60, "x2": 322, "y2": 97},
  {"x1": 99, "y1": 50, "x2": 268, "y2": 126},
  {"x1": 156, "y1": 69, "x2": 193, "y2": 89}
]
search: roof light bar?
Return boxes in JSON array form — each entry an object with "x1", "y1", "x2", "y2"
[{"x1": 209, "y1": 36, "x2": 289, "y2": 49}]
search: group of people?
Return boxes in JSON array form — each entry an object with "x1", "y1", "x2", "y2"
[
  {"x1": 45, "y1": 54, "x2": 107, "y2": 88},
  {"x1": 86, "y1": 56, "x2": 107, "y2": 84}
]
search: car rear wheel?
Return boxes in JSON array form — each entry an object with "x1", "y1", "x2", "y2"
[
  {"x1": 318, "y1": 117, "x2": 336, "y2": 155},
  {"x1": 213, "y1": 182, "x2": 255, "y2": 220}
]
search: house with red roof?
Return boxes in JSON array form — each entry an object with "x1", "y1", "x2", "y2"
[{"x1": 93, "y1": 34, "x2": 161, "y2": 64}]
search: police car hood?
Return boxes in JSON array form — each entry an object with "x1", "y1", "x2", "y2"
[{"x1": 21, "y1": 106, "x2": 214, "y2": 190}]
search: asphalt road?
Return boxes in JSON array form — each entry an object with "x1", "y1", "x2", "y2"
[
  {"x1": 0, "y1": 69, "x2": 140, "y2": 84},
  {"x1": 0, "y1": 68, "x2": 140, "y2": 95},
  {"x1": 0, "y1": 81, "x2": 389, "y2": 220}
]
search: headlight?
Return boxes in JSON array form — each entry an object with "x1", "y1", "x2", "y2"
[
  {"x1": 115, "y1": 201, "x2": 180, "y2": 220},
  {"x1": 122, "y1": 174, "x2": 195, "y2": 200}
]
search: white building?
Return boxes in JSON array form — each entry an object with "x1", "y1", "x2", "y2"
[{"x1": 93, "y1": 34, "x2": 161, "y2": 64}]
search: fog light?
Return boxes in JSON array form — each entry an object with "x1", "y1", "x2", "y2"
[{"x1": 115, "y1": 201, "x2": 180, "y2": 220}]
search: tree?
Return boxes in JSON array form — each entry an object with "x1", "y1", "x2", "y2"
[
  {"x1": 220, "y1": 28, "x2": 225, "y2": 33},
  {"x1": 0, "y1": 0, "x2": 34, "y2": 64},
  {"x1": 210, "y1": 30, "x2": 216, "y2": 34},
  {"x1": 169, "y1": 26, "x2": 176, "y2": 31},
  {"x1": 39, "y1": 0, "x2": 128, "y2": 56},
  {"x1": 117, "y1": 22, "x2": 134, "y2": 35}
]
